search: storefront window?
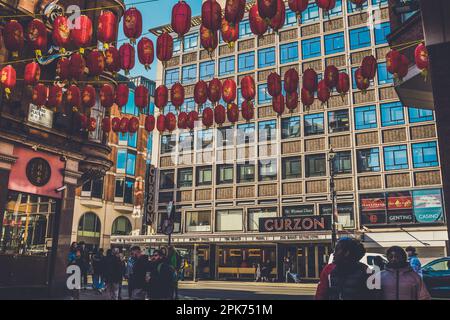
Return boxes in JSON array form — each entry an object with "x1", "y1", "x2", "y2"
[
  {"x1": 248, "y1": 208, "x2": 277, "y2": 231},
  {"x1": 77, "y1": 212, "x2": 101, "y2": 244},
  {"x1": 319, "y1": 203, "x2": 355, "y2": 228},
  {"x1": 111, "y1": 217, "x2": 132, "y2": 236},
  {"x1": 186, "y1": 211, "x2": 211, "y2": 232},
  {"x1": 216, "y1": 209, "x2": 243, "y2": 232}
]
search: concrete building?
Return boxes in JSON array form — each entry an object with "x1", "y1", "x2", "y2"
[{"x1": 112, "y1": 0, "x2": 448, "y2": 281}]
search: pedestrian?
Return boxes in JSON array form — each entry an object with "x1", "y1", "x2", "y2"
[
  {"x1": 315, "y1": 238, "x2": 374, "y2": 300},
  {"x1": 125, "y1": 251, "x2": 137, "y2": 299},
  {"x1": 179, "y1": 259, "x2": 188, "y2": 281},
  {"x1": 77, "y1": 241, "x2": 90, "y2": 290},
  {"x1": 130, "y1": 246, "x2": 151, "y2": 300},
  {"x1": 405, "y1": 246, "x2": 422, "y2": 277},
  {"x1": 148, "y1": 250, "x2": 175, "y2": 300},
  {"x1": 255, "y1": 263, "x2": 262, "y2": 282},
  {"x1": 103, "y1": 248, "x2": 124, "y2": 300},
  {"x1": 167, "y1": 246, "x2": 181, "y2": 299},
  {"x1": 379, "y1": 246, "x2": 430, "y2": 300},
  {"x1": 283, "y1": 256, "x2": 293, "y2": 283},
  {"x1": 91, "y1": 248, "x2": 105, "y2": 294}
]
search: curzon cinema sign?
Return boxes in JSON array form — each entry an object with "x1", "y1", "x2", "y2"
[{"x1": 259, "y1": 216, "x2": 332, "y2": 233}]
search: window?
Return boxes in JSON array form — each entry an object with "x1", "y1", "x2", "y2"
[
  {"x1": 197, "y1": 129, "x2": 214, "y2": 150},
  {"x1": 324, "y1": 32, "x2": 345, "y2": 55},
  {"x1": 306, "y1": 154, "x2": 326, "y2": 177},
  {"x1": 381, "y1": 102, "x2": 404, "y2": 126},
  {"x1": 412, "y1": 142, "x2": 439, "y2": 168},
  {"x1": 357, "y1": 148, "x2": 380, "y2": 172},
  {"x1": 258, "y1": 84, "x2": 271, "y2": 105},
  {"x1": 115, "y1": 177, "x2": 134, "y2": 204},
  {"x1": 259, "y1": 159, "x2": 277, "y2": 181},
  {"x1": 285, "y1": 9, "x2": 297, "y2": 26},
  {"x1": 237, "y1": 162, "x2": 255, "y2": 183},
  {"x1": 280, "y1": 42, "x2": 299, "y2": 64},
  {"x1": 248, "y1": 208, "x2": 277, "y2": 231},
  {"x1": 304, "y1": 113, "x2": 324, "y2": 136},
  {"x1": 173, "y1": 38, "x2": 181, "y2": 54},
  {"x1": 372, "y1": 0, "x2": 388, "y2": 5},
  {"x1": 238, "y1": 52, "x2": 255, "y2": 72},
  {"x1": 328, "y1": 110, "x2": 349, "y2": 133},
  {"x1": 217, "y1": 126, "x2": 234, "y2": 147},
  {"x1": 217, "y1": 164, "x2": 234, "y2": 184},
  {"x1": 408, "y1": 107, "x2": 433, "y2": 123},
  {"x1": 216, "y1": 210, "x2": 243, "y2": 232},
  {"x1": 181, "y1": 98, "x2": 196, "y2": 113},
  {"x1": 258, "y1": 47, "x2": 276, "y2": 68},
  {"x1": 351, "y1": 66, "x2": 359, "y2": 89},
  {"x1": 199, "y1": 61, "x2": 215, "y2": 80},
  {"x1": 182, "y1": 64, "x2": 197, "y2": 84},
  {"x1": 332, "y1": 151, "x2": 352, "y2": 174},
  {"x1": 302, "y1": 37, "x2": 321, "y2": 59},
  {"x1": 78, "y1": 212, "x2": 101, "y2": 238},
  {"x1": 347, "y1": 0, "x2": 369, "y2": 13},
  {"x1": 378, "y1": 62, "x2": 394, "y2": 85},
  {"x1": 111, "y1": 217, "x2": 132, "y2": 236},
  {"x1": 282, "y1": 157, "x2": 301, "y2": 179},
  {"x1": 239, "y1": 20, "x2": 252, "y2": 38},
  {"x1": 116, "y1": 149, "x2": 136, "y2": 175},
  {"x1": 326, "y1": 0, "x2": 342, "y2": 17},
  {"x1": 160, "y1": 170, "x2": 175, "y2": 189},
  {"x1": 183, "y1": 33, "x2": 198, "y2": 51},
  {"x1": 160, "y1": 134, "x2": 176, "y2": 154},
  {"x1": 164, "y1": 103, "x2": 177, "y2": 115},
  {"x1": 219, "y1": 56, "x2": 235, "y2": 76},
  {"x1": 179, "y1": 132, "x2": 194, "y2": 152},
  {"x1": 165, "y1": 68, "x2": 179, "y2": 86},
  {"x1": 123, "y1": 90, "x2": 137, "y2": 115},
  {"x1": 354, "y1": 105, "x2": 377, "y2": 130},
  {"x1": 178, "y1": 168, "x2": 193, "y2": 188},
  {"x1": 196, "y1": 166, "x2": 212, "y2": 186},
  {"x1": 258, "y1": 120, "x2": 277, "y2": 142},
  {"x1": 282, "y1": 116, "x2": 301, "y2": 139},
  {"x1": 186, "y1": 211, "x2": 211, "y2": 232},
  {"x1": 320, "y1": 203, "x2": 354, "y2": 228},
  {"x1": 374, "y1": 22, "x2": 390, "y2": 45},
  {"x1": 81, "y1": 178, "x2": 104, "y2": 199},
  {"x1": 237, "y1": 123, "x2": 255, "y2": 145},
  {"x1": 349, "y1": 27, "x2": 371, "y2": 50},
  {"x1": 302, "y1": 2, "x2": 319, "y2": 23},
  {"x1": 384, "y1": 145, "x2": 408, "y2": 170},
  {"x1": 119, "y1": 132, "x2": 137, "y2": 148}
]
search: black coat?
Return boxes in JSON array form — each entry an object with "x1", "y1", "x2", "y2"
[
  {"x1": 328, "y1": 262, "x2": 373, "y2": 300},
  {"x1": 148, "y1": 259, "x2": 175, "y2": 300},
  {"x1": 103, "y1": 255, "x2": 124, "y2": 283},
  {"x1": 131, "y1": 255, "x2": 150, "y2": 289}
]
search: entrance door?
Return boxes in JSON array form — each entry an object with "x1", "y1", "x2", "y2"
[{"x1": 297, "y1": 244, "x2": 331, "y2": 280}]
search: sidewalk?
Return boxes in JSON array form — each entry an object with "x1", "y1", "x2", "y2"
[{"x1": 179, "y1": 280, "x2": 318, "y2": 289}]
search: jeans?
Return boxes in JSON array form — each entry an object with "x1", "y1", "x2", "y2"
[{"x1": 92, "y1": 274, "x2": 104, "y2": 290}]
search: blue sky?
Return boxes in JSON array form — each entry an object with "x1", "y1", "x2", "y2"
[{"x1": 118, "y1": 0, "x2": 202, "y2": 81}]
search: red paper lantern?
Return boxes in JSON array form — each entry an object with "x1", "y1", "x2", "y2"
[
  {"x1": 241, "y1": 75, "x2": 256, "y2": 101},
  {"x1": 361, "y1": 55, "x2": 377, "y2": 80},
  {"x1": 24, "y1": 62, "x2": 41, "y2": 86},
  {"x1": 112, "y1": 117, "x2": 121, "y2": 132},
  {"x1": 208, "y1": 78, "x2": 222, "y2": 104},
  {"x1": 227, "y1": 103, "x2": 239, "y2": 123},
  {"x1": 225, "y1": 0, "x2": 246, "y2": 26},
  {"x1": 0, "y1": 65, "x2": 15, "y2": 98},
  {"x1": 56, "y1": 58, "x2": 70, "y2": 81},
  {"x1": 98, "y1": 11, "x2": 117, "y2": 45},
  {"x1": 202, "y1": 107, "x2": 214, "y2": 127},
  {"x1": 4, "y1": 20, "x2": 24, "y2": 57},
  {"x1": 102, "y1": 117, "x2": 111, "y2": 133},
  {"x1": 79, "y1": 114, "x2": 88, "y2": 130},
  {"x1": 415, "y1": 43, "x2": 429, "y2": 71},
  {"x1": 257, "y1": 0, "x2": 278, "y2": 20},
  {"x1": 355, "y1": 67, "x2": 370, "y2": 91},
  {"x1": 123, "y1": 7, "x2": 143, "y2": 43},
  {"x1": 249, "y1": 4, "x2": 268, "y2": 36},
  {"x1": 301, "y1": 88, "x2": 314, "y2": 107},
  {"x1": 128, "y1": 116, "x2": 140, "y2": 133},
  {"x1": 221, "y1": 19, "x2": 239, "y2": 48},
  {"x1": 145, "y1": 115, "x2": 156, "y2": 132},
  {"x1": 155, "y1": 85, "x2": 169, "y2": 110},
  {"x1": 52, "y1": 16, "x2": 71, "y2": 49},
  {"x1": 135, "y1": 85, "x2": 149, "y2": 110},
  {"x1": 32, "y1": 84, "x2": 48, "y2": 106},
  {"x1": 194, "y1": 80, "x2": 208, "y2": 105},
  {"x1": 69, "y1": 52, "x2": 86, "y2": 80},
  {"x1": 66, "y1": 85, "x2": 81, "y2": 111},
  {"x1": 286, "y1": 92, "x2": 298, "y2": 111},
  {"x1": 324, "y1": 65, "x2": 339, "y2": 89},
  {"x1": 119, "y1": 117, "x2": 130, "y2": 134},
  {"x1": 270, "y1": 0, "x2": 286, "y2": 32},
  {"x1": 47, "y1": 85, "x2": 63, "y2": 110},
  {"x1": 315, "y1": 0, "x2": 336, "y2": 11},
  {"x1": 115, "y1": 84, "x2": 129, "y2": 109},
  {"x1": 156, "y1": 32, "x2": 174, "y2": 63},
  {"x1": 214, "y1": 104, "x2": 226, "y2": 125},
  {"x1": 288, "y1": 0, "x2": 309, "y2": 15},
  {"x1": 100, "y1": 84, "x2": 115, "y2": 109},
  {"x1": 119, "y1": 43, "x2": 135, "y2": 75},
  {"x1": 302, "y1": 68, "x2": 317, "y2": 92},
  {"x1": 187, "y1": 111, "x2": 199, "y2": 130},
  {"x1": 200, "y1": 25, "x2": 218, "y2": 54},
  {"x1": 336, "y1": 72, "x2": 350, "y2": 96},
  {"x1": 267, "y1": 72, "x2": 282, "y2": 97},
  {"x1": 202, "y1": 0, "x2": 222, "y2": 32},
  {"x1": 70, "y1": 15, "x2": 93, "y2": 48},
  {"x1": 171, "y1": 82, "x2": 185, "y2": 108},
  {"x1": 27, "y1": 19, "x2": 48, "y2": 54},
  {"x1": 397, "y1": 54, "x2": 410, "y2": 80},
  {"x1": 317, "y1": 80, "x2": 330, "y2": 104},
  {"x1": 386, "y1": 49, "x2": 401, "y2": 75},
  {"x1": 284, "y1": 68, "x2": 299, "y2": 94},
  {"x1": 241, "y1": 100, "x2": 255, "y2": 121},
  {"x1": 272, "y1": 94, "x2": 285, "y2": 116},
  {"x1": 86, "y1": 49, "x2": 105, "y2": 77},
  {"x1": 137, "y1": 37, "x2": 154, "y2": 70},
  {"x1": 178, "y1": 112, "x2": 188, "y2": 129},
  {"x1": 87, "y1": 117, "x2": 97, "y2": 132},
  {"x1": 82, "y1": 85, "x2": 97, "y2": 110},
  {"x1": 222, "y1": 79, "x2": 237, "y2": 103},
  {"x1": 171, "y1": 0, "x2": 192, "y2": 38},
  {"x1": 105, "y1": 46, "x2": 120, "y2": 73}
]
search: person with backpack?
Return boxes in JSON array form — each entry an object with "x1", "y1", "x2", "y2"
[
  {"x1": 91, "y1": 248, "x2": 105, "y2": 294},
  {"x1": 103, "y1": 248, "x2": 125, "y2": 300},
  {"x1": 406, "y1": 246, "x2": 423, "y2": 277},
  {"x1": 148, "y1": 250, "x2": 175, "y2": 300},
  {"x1": 67, "y1": 242, "x2": 82, "y2": 300},
  {"x1": 130, "y1": 246, "x2": 151, "y2": 300}
]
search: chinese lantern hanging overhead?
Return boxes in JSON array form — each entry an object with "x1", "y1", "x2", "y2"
[
  {"x1": 145, "y1": 115, "x2": 156, "y2": 132},
  {"x1": 123, "y1": 7, "x2": 143, "y2": 44},
  {"x1": 47, "y1": 85, "x2": 63, "y2": 110},
  {"x1": 137, "y1": 37, "x2": 154, "y2": 70},
  {"x1": 4, "y1": 20, "x2": 24, "y2": 58},
  {"x1": 288, "y1": 0, "x2": 309, "y2": 16},
  {"x1": 66, "y1": 85, "x2": 81, "y2": 111},
  {"x1": 415, "y1": 43, "x2": 429, "y2": 78},
  {"x1": 222, "y1": 79, "x2": 237, "y2": 104},
  {"x1": 221, "y1": 18, "x2": 239, "y2": 49},
  {"x1": 214, "y1": 104, "x2": 226, "y2": 125},
  {"x1": 52, "y1": 16, "x2": 71, "y2": 51},
  {"x1": 69, "y1": 52, "x2": 86, "y2": 80},
  {"x1": 187, "y1": 111, "x2": 199, "y2": 130},
  {"x1": 284, "y1": 68, "x2": 299, "y2": 94},
  {"x1": 70, "y1": 15, "x2": 93, "y2": 50},
  {"x1": 24, "y1": 62, "x2": 41, "y2": 86},
  {"x1": 349, "y1": 0, "x2": 368, "y2": 8},
  {"x1": 27, "y1": 19, "x2": 48, "y2": 57},
  {"x1": 317, "y1": 80, "x2": 330, "y2": 104},
  {"x1": 135, "y1": 85, "x2": 149, "y2": 110},
  {"x1": 119, "y1": 43, "x2": 135, "y2": 75},
  {"x1": 170, "y1": 82, "x2": 185, "y2": 109},
  {"x1": 87, "y1": 118, "x2": 97, "y2": 132},
  {"x1": 156, "y1": 114, "x2": 166, "y2": 133},
  {"x1": 1, "y1": 65, "x2": 16, "y2": 98},
  {"x1": 165, "y1": 112, "x2": 177, "y2": 132},
  {"x1": 270, "y1": 0, "x2": 286, "y2": 32},
  {"x1": 386, "y1": 49, "x2": 400, "y2": 75},
  {"x1": 241, "y1": 75, "x2": 256, "y2": 101},
  {"x1": 112, "y1": 117, "x2": 121, "y2": 133},
  {"x1": 336, "y1": 72, "x2": 350, "y2": 97},
  {"x1": 315, "y1": 0, "x2": 336, "y2": 12},
  {"x1": 78, "y1": 114, "x2": 88, "y2": 130},
  {"x1": 202, "y1": 0, "x2": 222, "y2": 32},
  {"x1": 82, "y1": 85, "x2": 97, "y2": 110},
  {"x1": 267, "y1": 72, "x2": 282, "y2": 97},
  {"x1": 32, "y1": 83, "x2": 48, "y2": 107},
  {"x1": 301, "y1": 88, "x2": 314, "y2": 108},
  {"x1": 200, "y1": 25, "x2": 218, "y2": 55},
  {"x1": 272, "y1": 94, "x2": 285, "y2": 116},
  {"x1": 171, "y1": 0, "x2": 192, "y2": 39},
  {"x1": 257, "y1": 0, "x2": 278, "y2": 21},
  {"x1": 115, "y1": 84, "x2": 129, "y2": 110},
  {"x1": 396, "y1": 54, "x2": 410, "y2": 80},
  {"x1": 119, "y1": 117, "x2": 130, "y2": 134},
  {"x1": 202, "y1": 107, "x2": 214, "y2": 128},
  {"x1": 98, "y1": 11, "x2": 117, "y2": 47},
  {"x1": 86, "y1": 49, "x2": 105, "y2": 77},
  {"x1": 56, "y1": 58, "x2": 70, "y2": 81},
  {"x1": 241, "y1": 100, "x2": 255, "y2": 121},
  {"x1": 324, "y1": 65, "x2": 339, "y2": 89},
  {"x1": 286, "y1": 92, "x2": 298, "y2": 111},
  {"x1": 208, "y1": 78, "x2": 222, "y2": 104},
  {"x1": 249, "y1": 4, "x2": 268, "y2": 37},
  {"x1": 105, "y1": 46, "x2": 121, "y2": 74},
  {"x1": 129, "y1": 117, "x2": 141, "y2": 134},
  {"x1": 178, "y1": 112, "x2": 188, "y2": 129},
  {"x1": 302, "y1": 68, "x2": 318, "y2": 92},
  {"x1": 194, "y1": 80, "x2": 208, "y2": 106},
  {"x1": 361, "y1": 55, "x2": 377, "y2": 80},
  {"x1": 155, "y1": 85, "x2": 169, "y2": 110},
  {"x1": 225, "y1": 0, "x2": 246, "y2": 26},
  {"x1": 227, "y1": 103, "x2": 239, "y2": 123},
  {"x1": 100, "y1": 84, "x2": 115, "y2": 109},
  {"x1": 355, "y1": 67, "x2": 370, "y2": 92},
  {"x1": 102, "y1": 117, "x2": 112, "y2": 133},
  {"x1": 156, "y1": 32, "x2": 174, "y2": 64}
]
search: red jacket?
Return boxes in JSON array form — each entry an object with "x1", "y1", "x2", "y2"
[{"x1": 315, "y1": 263, "x2": 336, "y2": 300}]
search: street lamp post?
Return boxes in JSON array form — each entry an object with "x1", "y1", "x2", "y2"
[{"x1": 328, "y1": 149, "x2": 338, "y2": 250}]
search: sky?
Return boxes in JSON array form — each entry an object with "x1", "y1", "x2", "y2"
[{"x1": 117, "y1": 0, "x2": 202, "y2": 81}]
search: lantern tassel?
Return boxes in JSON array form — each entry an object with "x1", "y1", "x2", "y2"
[
  {"x1": 5, "y1": 88, "x2": 11, "y2": 99},
  {"x1": 35, "y1": 50, "x2": 42, "y2": 59},
  {"x1": 79, "y1": 48, "x2": 85, "y2": 55},
  {"x1": 12, "y1": 51, "x2": 19, "y2": 59},
  {"x1": 421, "y1": 69, "x2": 428, "y2": 82}
]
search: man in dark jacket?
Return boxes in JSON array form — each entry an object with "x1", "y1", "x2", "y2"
[
  {"x1": 91, "y1": 248, "x2": 105, "y2": 293},
  {"x1": 103, "y1": 248, "x2": 124, "y2": 300},
  {"x1": 148, "y1": 250, "x2": 175, "y2": 300},
  {"x1": 130, "y1": 246, "x2": 150, "y2": 300}
]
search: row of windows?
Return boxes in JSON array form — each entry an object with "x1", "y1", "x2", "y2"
[{"x1": 82, "y1": 177, "x2": 135, "y2": 205}]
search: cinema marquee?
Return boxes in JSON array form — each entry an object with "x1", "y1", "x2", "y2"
[{"x1": 259, "y1": 216, "x2": 332, "y2": 233}]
